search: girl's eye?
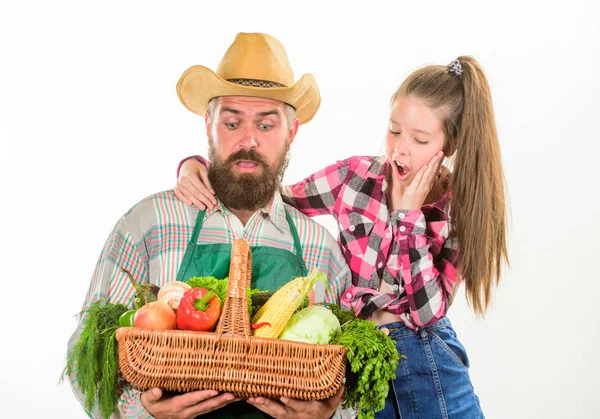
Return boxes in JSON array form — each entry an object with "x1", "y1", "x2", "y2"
[
  {"x1": 258, "y1": 124, "x2": 273, "y2": 131},
  {"x1": 389, "y1": 129, "x2": 402, "y2": 136},
  {"x1": 225, "y1": 122, "x2": 238, "y2": 130},
  {"x1": 415, "y1": 139, "x2": 428, "y2": 145}
]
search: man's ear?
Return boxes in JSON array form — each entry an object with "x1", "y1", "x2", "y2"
[
  {"x1": 288, "y1": 118, "x2": 300, "y2": 146},
  {"x1": 204, "y1": 112, "x2": 211, "y2": 138}
]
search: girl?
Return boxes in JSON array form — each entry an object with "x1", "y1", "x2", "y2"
[{"x1": 174, "y1": 56, "x2": 508, "y2": 419}]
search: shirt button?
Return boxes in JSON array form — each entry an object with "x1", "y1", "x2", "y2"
[
  {"x1": 424, "y1": 275, "x2": 431, "y2": 281},
  {"x1": 399, "y1": 226, "x2": 406, "y2": 232},
  {"x1": 346, "y1": 292, "x2": 353, "y2": 299},
  {"x1": 385, "y1": 231, "x2": 392, "y2": 239},
  {"x1": 378, "y1": 262, "x2": 383, "y2": 269},
  {"x1": 393, "y1": 284, "x2": 399, "y2": 291},
  {"x1": 380, "y1": 327, "x2": 390, "y2": 336},
  {"x1": 399, "y1": 213, "x2": 405, "y2": 219},
  {"x1": 349, "y1": 225, "x2": 356, "y2": 232}
]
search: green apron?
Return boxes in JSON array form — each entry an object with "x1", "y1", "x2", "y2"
[{"x1": 175, "y1": 208, "x2": 308, "y2": 419}]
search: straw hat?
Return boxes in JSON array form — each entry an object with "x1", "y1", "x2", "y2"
[{"x1": 176, "y1": 33, "x2": 321, "y2": 124}]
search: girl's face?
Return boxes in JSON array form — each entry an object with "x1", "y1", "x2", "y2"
[{"x1": 385, "y1": 95, "x2": 446, "y2": 187}]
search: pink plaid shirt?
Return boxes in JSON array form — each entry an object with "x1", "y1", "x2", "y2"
[{"x1": 185, "y1": 155, "x2": 460, "y2": 330}]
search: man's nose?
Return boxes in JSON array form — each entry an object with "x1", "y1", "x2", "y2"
[{"x1": 239, "y1": 126, "x2": 257, "y2": 150}]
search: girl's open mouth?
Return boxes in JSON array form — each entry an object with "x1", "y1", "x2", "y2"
[{"x1": 394, "y1": 160, "x2": 411, "y2": 180}]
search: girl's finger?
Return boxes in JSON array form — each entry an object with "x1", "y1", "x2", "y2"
[
  {"x1": 174, "y1": 187, "x2": 193, "y2": 207},
  {"x1": 197, "y1": 171, "x2": 217, "y2": 205},
  {"x1": 183, "y1": 175, "x2": 213, "y2": 202},
  {"x1": 180, "y1": 177, "x2": 216, "y2": 209},
  {"x1": 198, "y1": 166, "x2": 215, "y2": 195},
  {"x1": 410, "y1": 164, "x2": 428, "y2": 191},
  {"x1": 419, "y1": 156, "x2": 440, "y2": 190},
  {"x1": 182, "y1": 172, "x2": 217, "y2": 206},
  {"x1": 176, "y1": 185, "x2": 207, "y2": 210}
]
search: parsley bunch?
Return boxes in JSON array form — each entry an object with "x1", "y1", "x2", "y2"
[{"x1": 327, "y1": 304, "x2": 402, "y2": 419}]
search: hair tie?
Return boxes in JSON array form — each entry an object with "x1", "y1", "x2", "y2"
[{"x1": 446, "y1": 59, "x2": 463, "y2": 77}]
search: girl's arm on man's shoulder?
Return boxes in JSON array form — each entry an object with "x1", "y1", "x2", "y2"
[{"x1": 281, "y1": 157, "x2": 356, "y2": 217}]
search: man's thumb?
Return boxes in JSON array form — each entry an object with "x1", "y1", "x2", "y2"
[{"x1": 148, "y1": 388, "x2": 162, "y2": 400}]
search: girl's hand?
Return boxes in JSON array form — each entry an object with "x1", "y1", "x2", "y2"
[
  {"x1": 174, "y1": 159, "x2": 217, "y2": 210},
  {"x1": 396, "y1": 151, "x2": 444, "y2": 211}
]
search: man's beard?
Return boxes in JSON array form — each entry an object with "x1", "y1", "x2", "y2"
[{"x1": 207, "y1": 141, "x2": 290, "y2": 211}]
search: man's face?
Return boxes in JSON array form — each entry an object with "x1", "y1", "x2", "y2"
[{"x1": 205, "y1": 96, "x2": 299, "y2": 211}]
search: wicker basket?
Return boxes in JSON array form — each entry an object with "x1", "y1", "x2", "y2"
[{"x1": 116, "y1": 238, "x2": 348, "y2": 400}]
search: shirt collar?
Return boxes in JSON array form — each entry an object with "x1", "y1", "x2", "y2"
[
  {"x1": 368, "y1": 155, "x2": 390, "y2": 192},
  {"x1": 262, "y1": 192, "x2": 288, "y2": 233}
]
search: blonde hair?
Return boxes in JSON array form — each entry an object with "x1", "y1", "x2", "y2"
[{"x1": 393, "y1": 56, "x2": 509, "y2": 316}]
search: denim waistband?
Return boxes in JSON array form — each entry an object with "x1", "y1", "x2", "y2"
[{"x1": 376, "y1": 317, "x2": 452, "y2": 336}]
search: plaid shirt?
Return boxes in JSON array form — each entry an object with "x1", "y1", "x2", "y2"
[
  {"x1": 281, "y1": 155, "x2": 460, "y2": 330},
  {"x1": 68, "y1": 190, "x2": 354, "y2": 418}
]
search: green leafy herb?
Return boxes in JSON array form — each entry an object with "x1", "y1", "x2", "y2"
[
  {"x1": 327, "y1": 304, "x2": 403, "y2": 419},
  {"x1": 62, "y1": 300, "x2": 127, "y2": 419},
  {"x1": 325, "y1": 303, "x2": 357, "y2": 326}
]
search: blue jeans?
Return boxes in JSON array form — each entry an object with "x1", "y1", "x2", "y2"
[{"x1": 375, "y1": 318, "x2": 484, "y2": 419}]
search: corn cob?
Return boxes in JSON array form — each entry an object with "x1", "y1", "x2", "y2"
[{"x1": 251, "y1": 270, "x2": 326, "y2": 338}]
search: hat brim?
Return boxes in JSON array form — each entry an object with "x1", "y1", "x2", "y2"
[{"x1": 176, "y1": 65, "x2": 321, "y2": 125}]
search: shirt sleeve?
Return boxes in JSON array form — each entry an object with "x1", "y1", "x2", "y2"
[
  {"x1": 66, "y1": 216, "x2": 154, "y2": 419},
  {"x1": 320, "y1": 233, "x2": 353, "y2": 310},
  {"x1": 389, "y1": 209, "x2": 459, "y2": 327},
  {"x1": 176, "y1": 155, "x2": 208, "y2": 177},
  {"x1": 332, "y1": 406, "x2": 358, "y2": 418},
  {"x1": 281, "y1": 158, "x2": 352, "y2": 217}
]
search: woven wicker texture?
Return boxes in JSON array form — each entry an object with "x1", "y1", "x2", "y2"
[{"x1": 116, "y1": 238, "x2": 347, "y2": 400}]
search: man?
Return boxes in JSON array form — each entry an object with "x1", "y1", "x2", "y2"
[{"x1": 67, "y1": 33, "x2": 353, "y2": 418}]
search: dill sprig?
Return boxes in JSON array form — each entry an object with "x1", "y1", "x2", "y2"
[{"x1": 62, "y1": 300, "x2": 127, "y2": 419}]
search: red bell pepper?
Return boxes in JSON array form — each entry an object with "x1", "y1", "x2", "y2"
[{"x1": 176, "y1": 288, "x2": 221, "y2": 332}]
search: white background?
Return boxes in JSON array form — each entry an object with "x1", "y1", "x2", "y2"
[{"x1": 1, "y1": 0, "x2": 599, "y2": 417}]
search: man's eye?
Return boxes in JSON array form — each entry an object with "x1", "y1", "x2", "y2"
[
  {"x1": 258, "y1": 124, "x2": 273, "y2": 131},
  {"x1": 225, "y1": 122, "x2": 238, "y2": 129}
]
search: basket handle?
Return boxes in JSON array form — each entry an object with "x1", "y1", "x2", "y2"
[{"x1": 215, "y1": 238, "x2": 252, "y2": 336}]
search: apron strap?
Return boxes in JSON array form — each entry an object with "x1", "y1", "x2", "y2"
[
  {"x1": 284, "y1": 208, "x2": 308, "y2": 276},
  {"x1": 175, "y1": 209, "x2": 206, "y2": 282},
  {"x1": 190, "y1": 209, "x2": 206, "y2": 244}
]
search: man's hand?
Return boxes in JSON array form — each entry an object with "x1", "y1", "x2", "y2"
[
  {"x1": 395, "y1": 151, "x2": 444, "y2": 211},
  {"x1": 246, "y1": 386, "x2": 344, "y2": 418},
  {"x1": 174, "y1": 158, "x2": 216, "y2": 210},
  {"x1": 140, "y1": 387, "x2": 240, "y2": 419}
]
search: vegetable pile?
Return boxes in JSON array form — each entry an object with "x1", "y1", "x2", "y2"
[{"x1": 64, "y1": 270, "x2": 402, "y2": 419}]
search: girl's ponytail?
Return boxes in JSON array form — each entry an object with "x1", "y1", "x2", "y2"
[
  {"x1": 451, "y1": 56, "x2": 508, "y2": 315},
  {"x1": 394, "y1": 56, "x2": 509, "y2": 315}
]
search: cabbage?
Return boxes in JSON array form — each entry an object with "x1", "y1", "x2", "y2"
[{"x1": 279, "y1": 305, "x2": 341, "y2": 344}]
